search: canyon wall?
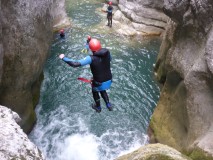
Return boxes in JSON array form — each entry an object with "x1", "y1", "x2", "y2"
[
  {"x1": 0, "y1": 0, "x2": 54, "y2": 133},
  {"x1": 150, "y1": 0, "x2": 213, "y2": 159},
  {"x1": 0, "y1": 0, "x2": 69, "y2": 133}
]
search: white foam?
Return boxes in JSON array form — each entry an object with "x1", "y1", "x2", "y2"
[
  {"x1": 59, "y1": 134, "x2": 100, "y2": 160},
  {"x1": 117, "y1": 134, "x2": 149, "y2": 157},
  {"x1": 30, "y1": 105, "x2": 149, "y2": 160}
]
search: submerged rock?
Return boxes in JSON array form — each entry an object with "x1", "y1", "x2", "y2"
[{"x1": 0, "y1": 105, "x2": 44, "y2": 159}]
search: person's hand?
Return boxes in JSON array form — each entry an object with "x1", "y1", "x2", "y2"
[{"x1": 59, "y1": 54, "x2": 65, "y2": 59}]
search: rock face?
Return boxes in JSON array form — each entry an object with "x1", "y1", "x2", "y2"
[
  {"x1": 0, "y1": 105, "x2": 44, "y2": 159},
  {"x1": 0, "y1": 2, "x2": 3, "y2": 85},
  {"x1": 116, "y1": 143, "x2": 191, "y2": 160},
  {"x1": 112, "y1": 0, "x2": 169, "y2": 36},
  {"x1": 52, "y1": 0, "x2": 71, "y2": 31},
  {"x1": 0, "y1": 0, "x2": 69, "y2": 133},
  {"x1": 0, "y1": 0, "x2": 54, "y2": 133},
  {"x1": 150, "y1": 0, "x2": 213, "y2": 159}
]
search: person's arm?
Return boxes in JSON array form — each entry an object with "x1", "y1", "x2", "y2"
[
  {"x1": 85, "y1": 43, "x2": 89, "y2": 50},
  {"x1": 59, "y1": 54, "x2": 92, "y2": 67}
]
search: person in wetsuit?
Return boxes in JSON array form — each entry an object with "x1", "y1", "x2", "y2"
[
  {"x1": 82, "y1": 35, "x2": 91, "y2": 53},
  {"x1": 107, "y1": 1, "x2": 113, "y2": 27},
  {"x1": 59, "y1": 29, "x2": 65, "y2": 38},
  {"x1": 59, "y1": 38, "x2": 113, "y2": 113}
]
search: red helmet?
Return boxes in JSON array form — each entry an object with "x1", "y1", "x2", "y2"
[
  {"x1": 60, "y1": 29, "x2": 64, "y2": 33},
  {"x1": 89, "y1": 39, "x2": 101, "y2": 52},
  {"x1": 109, "y1": 1, "x2": 112, "y2": 5},
  {"x1": 87, "y1": 35, "x2": 91, "y2": 40}
]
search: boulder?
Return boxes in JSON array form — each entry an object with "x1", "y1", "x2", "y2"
[
  {"x1": 116, "y1": 143, "x2": 191, "y2": 160},
  {"x1": 0, "y1": 105, "x2": 44, "y2": 159},
  {"x1": 112, "y1": 0, "x2": 169, "y2": 36}
]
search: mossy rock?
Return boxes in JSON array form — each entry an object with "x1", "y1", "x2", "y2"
[
  {"x1": 116, "y1": 143, "x2": 192, "y2": 160},
  {"x1": 189, "y1": 148, "x2": 213, "y2": 160}
]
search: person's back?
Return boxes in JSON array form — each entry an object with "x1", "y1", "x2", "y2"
[
  {"x1": 90, "y1": 48, "x2": 112, "y2": 82},
  {"x1": 107, "y1": 5, "x2": 113, "y2": 16},
  {"x1": 59, "y1": 29, "x2": 65, "y2": 38}
]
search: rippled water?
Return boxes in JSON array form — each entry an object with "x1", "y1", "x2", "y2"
[{"x1": 29, "y1": 0, "x2": 161, "y2": 160}]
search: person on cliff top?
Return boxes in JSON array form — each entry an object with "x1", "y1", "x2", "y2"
[
  {"x1": 59, "y1": 38, "x2": 113, "y2": 113},
  {"x1": 59, "y1": 29, "x2": 65, "y2": 38},
  {"x1": 81, "y1": 36, "x2": 92, "y2": 53},
  {"x1": 106, "y1": 1, "x2": 113, "y2": 27}
]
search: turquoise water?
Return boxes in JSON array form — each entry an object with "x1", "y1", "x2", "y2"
[{"x1": 29, "y1": 0, "x2": 160, "y2": 160}]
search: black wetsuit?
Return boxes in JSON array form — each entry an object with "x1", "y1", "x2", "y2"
[
  {"x1": 91, "y1": 48, "x2": 112, "y2": 110},
  {"x1": 60, "y1": 32, "x2": 65, "y2": 38},
  {"x1": 107, "y1": 6, "x2": 113, "y2": 27},
  {"x1": 90, "y1": 48, "x2": 112, "y2": 82}
]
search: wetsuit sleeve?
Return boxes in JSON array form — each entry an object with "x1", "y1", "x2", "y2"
[
  {"x1": 62, "y1": 56, "x2": 92, "y2": 67},
  {"x1": 78, "y1": 56, "x2": 92, "y2": 66},
  {"x1": 85, "y1": 43, "x2": 89, "y2": 50}
]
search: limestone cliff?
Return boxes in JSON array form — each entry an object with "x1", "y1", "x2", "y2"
[
  {"x1": 150, "y1": 0, "x2": 213, "y2": 159},
  {"x1": 111, "y1": 0, "x2": 169, "y2": 36},
  {"x1": 0, "y1": 105, "x2": 44, "y2": 159},
  {"x1": 0, "y1": 0, "x2": 69, "y2": 133},
  {"x1": 0, "y1": 0, "x2": 54, "y2": 133},
  {"x1": 52, "y1": 0, "x2": 71, "y2": 31}
]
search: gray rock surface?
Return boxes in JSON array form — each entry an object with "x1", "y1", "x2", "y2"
[
  {"x1": 0, "y1": 105, "x2": 44, "y2": 160},
  {"x1": 150, "y1": 0, "x2": 213, "y2": 159},
  {"x1": 52, "y1": 0, "x2": 71, "y2": 31},
  {"x1": 0, "y1": 0, "x2": 54, "y2": 133},
  {"x1": 0, "y1": 1, "x2": 3, "y2": 85},
  {"x1": 0, "y1": 0, "x2": 70, "y2": 133},
  {"x1": 112, "y1": 0, "x2": 169, "y2": 36}
]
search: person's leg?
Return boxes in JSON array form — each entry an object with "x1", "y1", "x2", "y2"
[
  {"x1": 100, "y1": 90, "x2": 113, "y2": 111},
  {"x1": 107, "y1": 17, "x2": 110, "y2": 26},
  {"x1": 92, "y1": 91, "x2": 101, "y2": 112},
  {"x1": 110, "y1": 16, "x2": 112, "y2": 27}
]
